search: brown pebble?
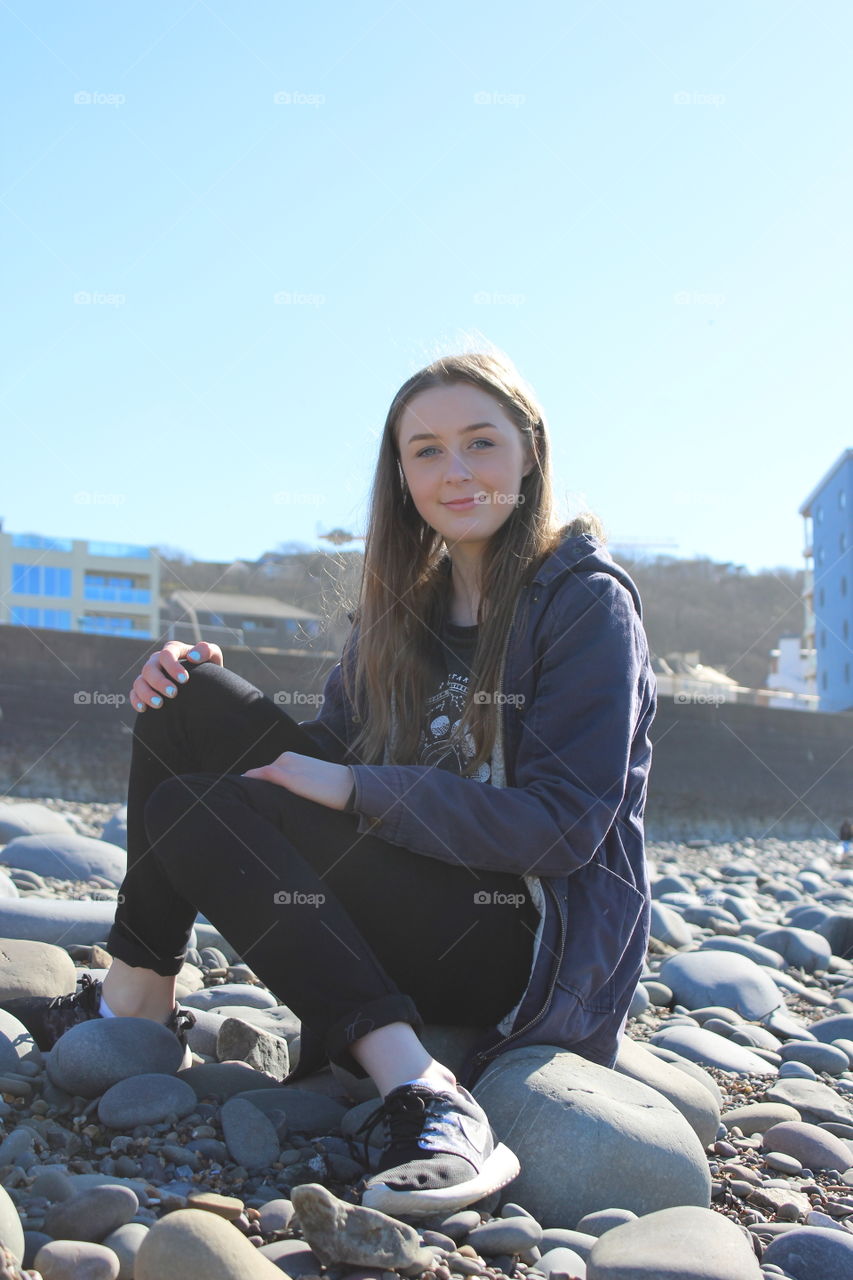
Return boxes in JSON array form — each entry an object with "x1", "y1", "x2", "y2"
[
  {"x1": 457, "y1": 1246, "x2": 479, "y2": 1259},
  {"x1": 186, "y1": 1190, "x2": 244, "y2": 1220}
]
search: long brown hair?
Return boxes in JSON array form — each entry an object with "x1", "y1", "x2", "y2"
[{"x1": 340, "y1": 349, "x2": 604, "y2": 771}]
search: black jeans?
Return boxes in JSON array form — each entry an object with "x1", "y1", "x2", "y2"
[{"x1": 107, "y1": 660, "x2": 538, "y2": 1078}]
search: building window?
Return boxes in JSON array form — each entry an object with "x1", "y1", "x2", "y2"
[
  {"x1": 11, "y1": 564, "x2": 71, "y2": 597},
  {"x1": 842, "y1": 578, "x2": 848, "y2": 598},
  {"x1": 842, "y1": 532, "x2": 847, "y2": 553},
  {"x1": 819, "y1": 587, "x2": 825, "y2": 606},
  {"x1": 817, "y1": 505, "x2": 824, "y2": 523},
  {"x1": 841, "y1": 490, "x2": 847, "y2": 508},
  {"x1": 820, "y1": 628, "x2": 826, "y2": 648},
  {"x1": 9, "y1": 607, "x2": 71, "y2": 629},
  {"x1": 845, "y1": 619, "x2": 850, "y2": 641},
  {"x1": 822, "y1": 671, "x2": 828, "y2": 689},
  {"x1": 846, "y1": 663, "x2": 851, "y2": 683}
]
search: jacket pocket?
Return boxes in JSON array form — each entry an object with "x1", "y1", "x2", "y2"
[{"x1": 554, "y1": 860, "x2": 646, "y2": 1013}]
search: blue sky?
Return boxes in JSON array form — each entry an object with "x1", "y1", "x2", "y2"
[{"x1": 2, "y1": 0, "x2": 851, "y2": 574}]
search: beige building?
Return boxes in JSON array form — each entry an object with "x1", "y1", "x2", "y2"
[{"x1": 0, "y1": 529, "x2": 159, "y2": 638}]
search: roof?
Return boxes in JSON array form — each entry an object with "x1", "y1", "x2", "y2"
[
  {"x1": 168, "y1": 590, "x2": 322, "y2": 621},
  {"x1": 799, "y1": 448, "x2": 853, "y2": 516}
]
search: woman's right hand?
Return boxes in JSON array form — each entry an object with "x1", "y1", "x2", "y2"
[{"x1": 129, "y1": 640, "x2": 224, "y2": 712}]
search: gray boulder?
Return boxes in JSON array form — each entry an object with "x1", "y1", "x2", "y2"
[
  {"x1": 586, "y1": 1204, "x2": 761, "y2": 1278},
  {"x1": 472, "y1": 1046, "x2": 710, "y2": 1228},
  {"x1": 47, "y1": 1017, "x2": 185, "y2": 1098},
  {"x1": 0, "y1": 937, "x2": 76, "y2": 1001},
  {"x1": 763, "y1": 1225, "x2": 853, "y2": 1277},
  {"x1": 614, "y1": 1038, "x2": 720, "y2": 1147},
  {"x1": 101, "y1": 808, "x2": 127, "y2": 850},
  {"x1": 0, "y1": 833, "x2": 126, "y2": 886},
  {"x1": 0, "y1": 802, "x2": 73, "y2": 841},
  {"x1": 660, "y1": 950, "x2": 784, "y2": 1019},
  {"x1": 649, "y1": 1025, "x2": 777, "y2": 1076}
]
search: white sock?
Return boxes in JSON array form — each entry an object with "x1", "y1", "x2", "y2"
[
  {"x1": 398, "y1": 1073, "x2": 458, "y2": 1093},
  {"x1": 98, "y1": 993, "x2": 117, "y2": 1018}
]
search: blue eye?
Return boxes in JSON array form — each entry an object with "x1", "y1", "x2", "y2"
[{"x1": 415, "y1": 439, "x2": 495, "y2": 459}]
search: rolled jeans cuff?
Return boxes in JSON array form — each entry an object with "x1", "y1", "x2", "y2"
[
  {"x1": 324, "y1": 993, "x2": 425, "y2": 1079},
  {"x1": 105, "y1": 921, "x2": 188, "y2": 977}
]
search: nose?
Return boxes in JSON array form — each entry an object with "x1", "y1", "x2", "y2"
[{"x1": 442, "y1": 446, "x2": 474, "y2": 481}]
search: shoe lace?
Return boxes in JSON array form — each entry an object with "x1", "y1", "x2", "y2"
[
  {"x1": 49, "y1": 972, "x2": 101, "y2": 1013},
  {"x1": 350, "y1": 1088, "x2": 434, "y2": 1170}
]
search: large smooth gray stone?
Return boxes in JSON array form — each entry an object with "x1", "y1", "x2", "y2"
[
  {"x1": 98, "y1": 1073, "x2": 198, "y2": 1128},
  {"x1": 586, "y1": 1204, "x2": 761, "y2": 1278},
  {"x1": 0, "y1": 1007, "x2": 42, "y2": 1071},
  {"x1": 0, "y1": 1183, "x2": 24, "y2": 1263},
  {"x1": 44, "y1": 1184, "x2": 138, "y2": 1242},
  {"x1": 763, "y1": 1225, "x2": 853, "y2": 1276},
  {"x1": 766, "y1": 1076, "x2": 853, "y2": 1125},
  {"x1": 614, "y1": 1038, "x2": 720, "y2": 1147},
  {"x1": 0, "y1": 871, "x2": 18, "y2": 899},
  {"x1": 0, "y1": 803, "x2": 74, "y2": 841},
  {"x1": 649, "y1": 902, "x2": 692, "y2": 948},
  {"x1": 220, "y1": 1096, "x2": 280, "y2": 1169},
  {"x1": 135, "y1": 1207, "x2": 283, "y2": 1278},
  {"x1": 806, "y1": 1012, "x2": 853, "y2": 1044},
  {"x1": 47, "y1": 1018, "x2": 185, "y2": 1098},
  {"x1": 0, "y1": 937, "x2": 77, "y2": 1001},
  {"x1": 472, "y1": 1046, "x2": 710, "y2": 1228},
  {"x1": 660, "y1": 950, "x2": 784, "y2": 1018},
  {"x1": 698, "y1": 936, "x2": 785, "y2": 968},
  {"x1": 755, "y1": 926, "x2": 832, "y2": 972},
  {"x1": 101, "y1": 1222, "x2": 148, "y2": 1280},
  {"x1": 762, "y1": 1120, "x2": 853, "y2": 1173},
  {"x1": 649, "y1": 1025, "x2": 777, "y2": 1076},
  {"x1": 180, "y1": 983, "x2": 277, "y2": 1011},
  {"x1": 0, "y1": 833, "x2": 126, "y2": 886}
]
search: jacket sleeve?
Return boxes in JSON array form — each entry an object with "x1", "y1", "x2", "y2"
[
  {"x1": 295, "y1": 657, "x2": 352, "y2": 763},
  {"x1": 346, "y1": 573, "x2": 648, "y2": 877}
]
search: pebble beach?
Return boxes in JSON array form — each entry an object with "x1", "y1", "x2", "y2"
[{"x1": 0, "y1": 795, "x2": 852, "y2": 1279}]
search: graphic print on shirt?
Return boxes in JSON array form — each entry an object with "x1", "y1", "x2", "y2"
[{"x1": 417, "y1": 666, "x2": 491, "y2": 783}]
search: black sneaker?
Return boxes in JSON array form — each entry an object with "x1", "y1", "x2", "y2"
[
  {"x1": 0, "y1": 973, "x2": 196, "y2": 1062},
  {"x1": 352, "y1": 1079, "x2": 520, "y2": 1217}
]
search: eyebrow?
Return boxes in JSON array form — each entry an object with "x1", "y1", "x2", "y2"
[{"x1": 404, "y1": 422, "x2": 499, "y2": 445}]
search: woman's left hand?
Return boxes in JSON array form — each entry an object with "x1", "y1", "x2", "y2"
[{"x1": 241, "y1": 753, "x2": 354, "y2": 811}]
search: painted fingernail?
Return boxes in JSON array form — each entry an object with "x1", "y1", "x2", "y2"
[
  {"x1": 165, "y1": 685, "x2": 177, "y2": 697},
  {"x1": 188, "y1": 649, "x2": 201, "y2": 661},
  {"x1": 135, "y1": 701, "x2": 144, "y2": 711},
  {"x1": 151, "y1": 695, "x2": 163, "y2": 707},
  {"x1": 177, "y1": 671, "x2": 188, "y2": 683}
]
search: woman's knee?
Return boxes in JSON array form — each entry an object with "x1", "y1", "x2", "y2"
[{"x1": 143, "y1": 772, "x2": 217, "y2": 847}]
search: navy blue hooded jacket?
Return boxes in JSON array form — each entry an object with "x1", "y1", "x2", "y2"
[{"x1": 288, "y1": 531, "x2": 656, "y2": 1089}]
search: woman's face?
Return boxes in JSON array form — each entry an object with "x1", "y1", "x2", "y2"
[{"x1": 395, "y1": 383, "x2": 535, "y2": 550}]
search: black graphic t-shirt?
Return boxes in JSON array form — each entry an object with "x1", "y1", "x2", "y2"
[
  {"x1": 416, "y1": 619, "x2": 491, "y2": 783},
  {"x1": 343, "y1": 617, "x2": 489, "y2": 813}
]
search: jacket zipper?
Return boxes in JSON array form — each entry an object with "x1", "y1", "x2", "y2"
[{"x1": 472, "y1": 876, "x2": 566, "y2": 1066}]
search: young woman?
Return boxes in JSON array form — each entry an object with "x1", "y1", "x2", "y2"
[{"x1": 4, "y1": 350, "x2": 656, "y2": 1219}]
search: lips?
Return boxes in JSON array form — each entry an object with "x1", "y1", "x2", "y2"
[{"x1": 443, "y1": 497, "x2": 478, "y2": 509}]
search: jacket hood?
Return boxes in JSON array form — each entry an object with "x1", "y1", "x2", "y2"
[{"x1": 529, "y1": 531, "x2": 645, "y2": 621}]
